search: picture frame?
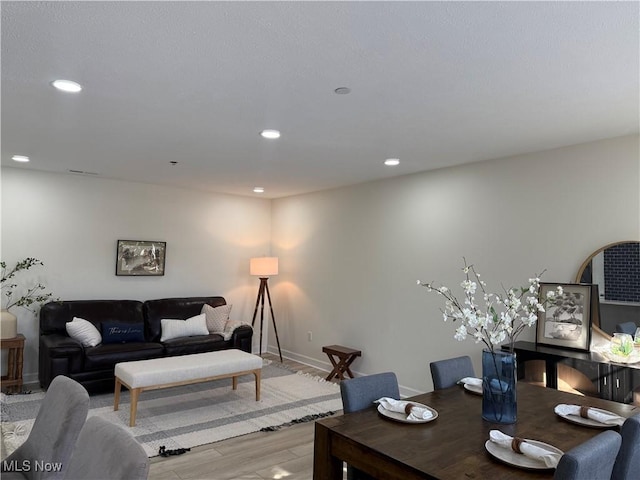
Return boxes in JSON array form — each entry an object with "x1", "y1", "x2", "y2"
[
  {"x1": 116, "y1": 240, "x2": 166, "y2": 276},
  {"x1": 536, "y1": 283, "x2": 595, "y2": 352}
]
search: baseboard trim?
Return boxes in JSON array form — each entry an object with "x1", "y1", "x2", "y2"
[{"x1": 265, "y1": 345, "x2": 422, "y2": 398}]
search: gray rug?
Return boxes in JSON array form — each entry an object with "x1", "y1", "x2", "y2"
[{"x1": 1, "y1": 360, "x2": 342, "y2": 458}]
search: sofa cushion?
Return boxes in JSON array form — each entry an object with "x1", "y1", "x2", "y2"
[
  {"x1": 101, "y1": 321, "x2": 145, "y2": 344},
  {"x1": 66, "y1": 317, "x2": 102, "y2": 347},
  {"x1": 83, "y1": 342, "x2": 164, "y2": 371},
  {"x1": 41, "y1": 300, "x2": 144, "y2": 335},
  {"x1": 144, "y1": 297, "x2": 227, "y2": 342},
  {"x1": 160, "y1": 314, "x2": 209, "y2": 341},
  {"x1": 202, "y1": 303, "x2": 232, "y2": 333},
  {"x1": 162, "y1": 334, "x2": 230, "y2": 356}
]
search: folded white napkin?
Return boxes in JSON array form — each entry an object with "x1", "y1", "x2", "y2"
[
  {"x1": 458, "y1": 377, "x2": 483, "y2": 387},
  {"x1": 554, "y1": 404, "x2": 625, "y2": 426},
  {"x1": 375, "y1": 397, "x2": 434, "y2": 421},
  {"x1": 489, "y1": 430, "x2": 561, "y2": 468}
]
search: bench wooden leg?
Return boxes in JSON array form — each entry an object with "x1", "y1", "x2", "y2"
[
  {"x1": 254, "y1": 369, "x2": 261, "y2": 401},
  {"x1": 114, "y1": 378, "x2": 121, "y2": 411},
  {"x1": 232, "y1": 376, "x2": 238, "y2": 390},
  {"x1": 130, "y1": 388, "x2": 140, "y2": 427}
]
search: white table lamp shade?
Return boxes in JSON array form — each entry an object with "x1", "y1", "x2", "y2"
[{"x1": 250, "y1": 257, "x2": 278, "y2": 277}]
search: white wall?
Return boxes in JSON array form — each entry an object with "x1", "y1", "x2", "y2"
[
  {"x1": 270, "y1": 135, "x2": 640, "y2": 395},
  {"x1": 1, "y1": 168, "x2": 272, "y2": 381},
  {"x1": 2, "y1": 135, "x2": 638, "y2": 392}
]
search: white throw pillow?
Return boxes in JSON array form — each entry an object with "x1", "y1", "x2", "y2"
[
  {"x1": 66, "y1": 317, "x2": 102, "y2": 347},
  {"x1": 202, "y1": 303, "x2": 232, "y2": 334},
  {"x1": 222, "y1": 321, "x2": 252, "y2": 341},
  {"x1": 160, "y1": 313, "x2": 209, "y2": 342}
]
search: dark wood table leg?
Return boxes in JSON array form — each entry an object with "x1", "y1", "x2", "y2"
[
  {"x1": 545, "y1": 359, "x2": 558, "y2": 389},
  {"x1": 342, "y1": 356, "x2": 358, "y2": 378},
  {"x1": 325, "y1": 354, "x2": 345, "y2": 380},
  {"x1": 323, "y1": 346, "x2": 362, "y2": 381},
  {"x1": 313, "y1": 420, "x2": 343, "y2": 479},
  {"x1": 328, "y1": 354, "x2": 359, "y2": 380},
  {"x1": 7, "y1": 347, "x2": 17, "y2": 393},
  {"x1": 0, "y1": 334, "x2": 25, "y2": 394}
]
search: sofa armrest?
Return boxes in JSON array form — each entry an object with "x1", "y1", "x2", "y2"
[
  {"x1": 39, "y1": 334, "x2": 84, "y2": 388},
  {"x1": 40, "y1": 333, "x2": 83, "y2": 355},
  {"x1": 231, "y1": 325, "x2": 253, "y2": 353}
]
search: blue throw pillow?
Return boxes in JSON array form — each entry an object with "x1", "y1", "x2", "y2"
[{"x1": 101, "y1": 322, "x2": 145, "y2": 344}]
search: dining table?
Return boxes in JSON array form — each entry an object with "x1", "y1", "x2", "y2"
[{"x1": 313, "y1": 381, "x2": 639, "y2": 479}]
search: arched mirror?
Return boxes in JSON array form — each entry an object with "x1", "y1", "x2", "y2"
[{"x1": 575, "y1": 240, "x2": 640, "y2": 338}]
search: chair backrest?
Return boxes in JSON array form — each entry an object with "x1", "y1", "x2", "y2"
[
  {"x1": 64, "y1": 416, "x2": 149, "y2": 480},
  {"x1": 430, "y1": 355, "x2": 475, "y2": 390},
  {"x1": 554, "y1": 430, "x2": 622, "y2": 480},
  {"x1": 611, "y1": 413, "x2": 640, "y2": 480},
  {"x1": 1, "y1": 375, "x2": 89, "y2": 480},
  {"x1": 615, "y1": 322, "x2": 638, "y2": 335},
  {"x1": 340, "y1": 372, "x2": 399, "y2": 413}
]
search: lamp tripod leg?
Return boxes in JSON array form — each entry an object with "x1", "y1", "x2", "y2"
[
  {"x1": 264, "y1": 282, "x2": 283, "y2": 362},
  {"x1": 251, "y1": 283, "x2": 262, "y2": 328},
  {"x1": 259, "y1": 281, "x2": 266, "y2": 357}
]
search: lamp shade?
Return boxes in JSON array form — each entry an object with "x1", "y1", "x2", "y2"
[{"x1": 250, "y1": 257, "x2": 278, "y2": 277}]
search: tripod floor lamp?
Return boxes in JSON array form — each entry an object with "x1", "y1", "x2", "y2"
[{"x1": 250, "y1": 257, "x2": 283, "y2": 362}]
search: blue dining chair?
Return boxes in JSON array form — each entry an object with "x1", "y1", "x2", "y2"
[
  {"x1": 340, "y1": 372, "x2": 400, "y2": 479},
  {"x1": 340, "y1": 371, "x2": 400, "y2": 413},
  {"x1": 611, "y1": 413, "x2": 640, "y2": 480},
  {"x1": 430, "y1": 355, "x2": 475, "y2": 390},
  {"x1": 553, "y1": 430, "x2": 621, "y2": 480}
]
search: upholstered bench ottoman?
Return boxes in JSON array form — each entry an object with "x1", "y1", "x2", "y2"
[{"x1": 114, "y1": 349, "x2": 262, "y2": 426}]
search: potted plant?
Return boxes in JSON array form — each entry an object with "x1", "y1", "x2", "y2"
[{"x1": 1, "y1": 257, "x2": 54, "y2": 339}]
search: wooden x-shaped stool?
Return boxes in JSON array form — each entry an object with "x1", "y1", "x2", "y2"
[{"x1": 323, "y1": 345, "x2": 361, "y2": 381}]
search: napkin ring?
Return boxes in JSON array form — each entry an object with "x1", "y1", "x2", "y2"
[
  {"x1": 404, "y1": 403, "x2": 415, "y2": 415},
  {"x1": 511, "y1": 437, "x2": 525, "y2": 454},
  {"x1": 579, "y1": 406, "x2": 590, "y2": 418}
]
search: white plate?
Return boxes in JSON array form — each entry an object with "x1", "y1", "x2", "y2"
[
  {"x1": 555, "y1": 407, "x2": 622, "y2": 428},
  {"x1": 463, "y1": 383, "x2": 483, "y2": 395},
  {"x1": 377, "y1": 402, "x2": 438, "y2": 424},
  {"x1": 485, "y1": 439, "x2": 562, "y2": 470}
]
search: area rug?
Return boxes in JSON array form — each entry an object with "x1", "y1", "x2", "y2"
[{"x1": 1, "y1": 360, "x2": 342, "y2": 458}]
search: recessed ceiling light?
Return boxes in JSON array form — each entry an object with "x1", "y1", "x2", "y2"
[
  {"x1": 384, "y1": 158, "x2": 400, "y2": 166},
  {"x1": 253, "y1": 187, "x2": 265, "y2": 193},
  {"x1": 51, "y1": 79, "x2": 82, "y2": 93},
  {"x1": 260, "y1": 129, "x2": 280, "y2": 139},
  {"x1": 334, "y1": 87, "x2": 351, "y2": 95},
  {"x1": 11, "y1": 155, "x2": 30, "y2": 162}
]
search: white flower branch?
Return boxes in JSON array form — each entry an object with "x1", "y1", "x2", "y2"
[{"x1": 418, "y1": 258, "x2": 562, "y2": 353}]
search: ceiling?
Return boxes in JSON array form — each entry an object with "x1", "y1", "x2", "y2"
[{"x1": 2, "y1": 1, "x2": 638, "y2": 199}]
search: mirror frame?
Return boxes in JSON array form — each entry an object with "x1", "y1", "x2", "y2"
[{"x1": 575, "y1": 240, "x2": 640, "y2": 340}]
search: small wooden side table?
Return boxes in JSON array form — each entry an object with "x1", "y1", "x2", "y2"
[
  {"x1": 1, "y1": 334, "x2": 25, "y2": 393},
  {"x1": 322, "y1": 344, "x2": 361, "y2": 381}
]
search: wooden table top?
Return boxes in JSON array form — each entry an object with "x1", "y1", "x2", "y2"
[
  {"x1": 322, "y1": 345, "x2": 362, "y2": 356},
  {"x1": 315, "y1": 382, "x2": 639, "y2": 479}
]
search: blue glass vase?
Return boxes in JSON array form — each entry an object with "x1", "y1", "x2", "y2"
[{"x1": 482, "y1": 349, "x2": 517, "y2": 424}]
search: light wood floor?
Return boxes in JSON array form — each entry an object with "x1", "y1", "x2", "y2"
[{"x1": 148, "y1": 353, "x2": 345, "y2": 480}]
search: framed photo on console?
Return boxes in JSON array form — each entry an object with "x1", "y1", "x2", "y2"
[
  {"x1": 535, "y1": 283, "x2": 596, "y2": 352},
  {"x1": 116, "y1": 240, "x2": 166, "y2": 276}
]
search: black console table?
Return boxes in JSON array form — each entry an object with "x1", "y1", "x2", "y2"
[{"x1": 509, "y1": 341, "x2": 640, "y2": 404}]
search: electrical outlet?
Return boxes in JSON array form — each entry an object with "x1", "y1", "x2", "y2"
[{"x1": 307, "y1": 331, "x2": 313, "y2": 342}]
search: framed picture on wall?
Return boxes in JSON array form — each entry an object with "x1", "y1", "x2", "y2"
[
  {"x1": 535, "y1": 283, "x2": 595, "y2": 352},
  {"x1": 116, "y1": 240, "x2": 166, "y2": 276}
]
